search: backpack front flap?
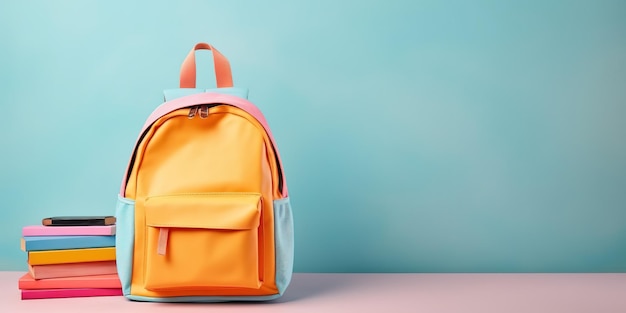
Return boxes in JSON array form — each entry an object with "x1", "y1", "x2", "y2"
[{"x1": 114, "y1": 43, "x2": 293, "y2": 302}]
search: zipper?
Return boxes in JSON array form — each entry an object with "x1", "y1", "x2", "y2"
[
  {"x1": 187, "y1": 106, "x2": 198, "y2": 118},
  {"x1": 199, "y1": 105, "x2": 209, "y2": 118},
  {"x1": 188, "y1": 105, "x2": 210, "y2": 119}
]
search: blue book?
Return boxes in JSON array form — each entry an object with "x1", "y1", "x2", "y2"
[{"x1": 20, "y1": 235, "x2": 116, "y2": 252}]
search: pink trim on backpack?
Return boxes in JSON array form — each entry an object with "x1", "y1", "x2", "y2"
[{"x1": 119, "y1": 93, "x2": 288, "y2": 198}]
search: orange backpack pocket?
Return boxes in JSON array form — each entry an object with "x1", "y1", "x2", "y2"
[{"x1": 143, "y1": 193, "x2": 262, "y2": 291}]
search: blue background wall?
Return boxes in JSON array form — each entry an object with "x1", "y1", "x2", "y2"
[{"x1": 1, "y1": 0, "x2": 625, "y2": 272}]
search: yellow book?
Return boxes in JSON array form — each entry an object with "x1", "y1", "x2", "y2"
[{"x1": 27, "y1": 247, "x2": 116, "y2": 265}]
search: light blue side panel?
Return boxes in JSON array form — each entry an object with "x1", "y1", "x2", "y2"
[
  {"x1": 163, "y1": 87, "x2": 249, "y2": 102},
  {"x1": 273, "y1": 197, "x2": 294, "y2": 295},
  {"x1": 115, "y1": 195, "x2": 135, "y2": 296}
]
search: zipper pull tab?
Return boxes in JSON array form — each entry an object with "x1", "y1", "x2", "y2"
[
  {"x1": 188, "y1": 106, "x2": 198, "y2": 119},
  {"x1": 157, "y1": 228, "x2": 169, "y2": 256},
  {"x1": 199, "y1": 104, "x2": 209, "y2": 119}
]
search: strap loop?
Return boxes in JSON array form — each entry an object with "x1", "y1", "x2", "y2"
[{"x1": 180, "y1": 43, "x2": 233, "y2": 88}]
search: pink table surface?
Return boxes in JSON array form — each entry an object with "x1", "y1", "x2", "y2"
[{"x1": 3, "y1": 271, "x2": 626, "y2": 312}]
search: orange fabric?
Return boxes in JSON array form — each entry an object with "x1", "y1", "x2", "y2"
[
  {"x1": 179, "y1": 43, "x2": 233, "y2": 88},
  {"x1": 125, "y1": 106, "x2": 280, "y2": 297},
  {"x1": 144, "y1": 195, "x2": 261, "y2": 290}
]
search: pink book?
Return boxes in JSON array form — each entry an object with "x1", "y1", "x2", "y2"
[
  {"x1": 19, "y1": 273, "x2": 121, "y2": 289},
  {"x1": 22, "y1": 225, "x2": 116, "y2": 236},
  {"x1": 28, "y1": 261, "x2": 117, "y2": 279},
  {"x1": 21, "y1": 288, "x2": 122, "y2": 300}
]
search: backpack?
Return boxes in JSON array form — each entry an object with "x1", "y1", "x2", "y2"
[{"x1": 114, "y1": 42, "x2": 294, "y2": 302}]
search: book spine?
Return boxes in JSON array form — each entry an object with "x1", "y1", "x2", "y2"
[
  {"x1": 21, "y1": 288, "x2": 123, "y2": 300},
  {"x1": 22, "y1": 235, "x2": 116, "y2": 252},
  {"x1": 19, "y1": 273, "x2": 122, "y2": 289},
  {"x1": 22, "y1": 225, "x2": 116, "y2": 236},
  {"x1": 29, "y1": 261, "x2": 118, "y2": 280},
  {"x1": 28, "y1": 247, "x2": 116, "y2": 265}
]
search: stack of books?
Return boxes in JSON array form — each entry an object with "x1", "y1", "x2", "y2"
[{"x1": 19, "y1": 218, "x2": 121, "y2": 300}]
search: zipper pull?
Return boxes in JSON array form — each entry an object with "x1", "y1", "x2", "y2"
[
  {"x1": 199, "y1": 104, "x2": 209, "y2": 119},
  {"x1": 157, "y1": 228, "x2": 169, "y2": 256},
  {"x1": 188, "y1": 106, "x2": 198, "y2": 119}
]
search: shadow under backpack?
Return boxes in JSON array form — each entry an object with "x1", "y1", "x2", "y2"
[{"x1": 114, "y1": 42, "x2": 294, "y2": 302}]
